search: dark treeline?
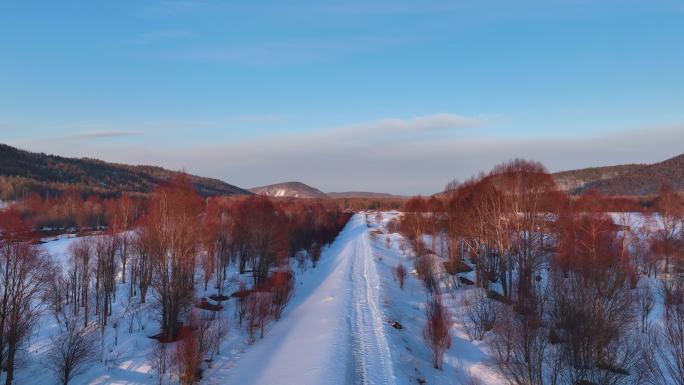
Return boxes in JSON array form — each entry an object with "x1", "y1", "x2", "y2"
[
  {"x1": 0, "y1": 174, "x2": 351, "y2": 385},
  {"x1": 401, "y1": 159, "x2": 684, "y2": 384},
  {"x1": 331, "y1": 196, "x2": 407, "y2": 212},
  {"x1": 12, "y1": 189, "x2": 146, "y2": 232}
]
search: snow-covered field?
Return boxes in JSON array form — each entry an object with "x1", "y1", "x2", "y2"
[
  {"x1": 8, "y1": 212, "x2": 507, "y2": 385},
  {"x1": 15, "y1": 211, "x2": 673, "y2": 385},
  {"x1": 207, "y1": 212, "x2": 395, "y2": 384},
  {"x1": 207, "y1": 212, "x2": 502, "y2": 385}
]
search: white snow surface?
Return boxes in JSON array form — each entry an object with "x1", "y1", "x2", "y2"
[
  {"x1": 209, "y1": 212, "x2": 501, "y2": 385},
  {"x1": 14, "y1": 212, "x2": 505, "y2": 385},
  {"x1": 208, "y1": 213, "x2": 396, "y2": 385}
]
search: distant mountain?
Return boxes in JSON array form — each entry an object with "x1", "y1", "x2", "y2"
[
  {"x1": 327, "y1": 191, "x2": 406, "y2": 199},
  {"x1": 552, "y1": 164, "x2": 645, "y2": 192},
  {"x1": 553, "y1": 153, "x2": 684, "y2": 196},
  {"x1": 0, "y1": 143, "x2": 251, "y2": 198},
  {"x1": 248, "y1": 182, "x2": 404, "y2": 200},
  {"x1": 249, "y1": 181, "x2": 328, "y2": 199}
]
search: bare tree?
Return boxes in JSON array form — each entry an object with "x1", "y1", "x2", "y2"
[
  {"x1": 94, "y1": 234, "x2": 118, "y2": 327},
  {"x1": 458, "y1": 288, "x2": 497, "y2": 341},
  {"x1": 212, "y1": 306, "x2": 228, "y2": 357},
  {"x1": 444, "y1": 178, "x2": 460, "y2": 193},
  {"x1": 423, "y1": 296, "x2": 452, "y2": 369},
  {"x1": 270, "y1": 271, "x2": 294, "y2": 320},
  {"x1": 637, "y1": 284, "x2": 654, "y2": 333},
  {"x1": 144, "y1": 175, "x2": 202, "y2": 341},
  {"x1": 233, "y1": 196, "x2": 288, "y2": 285},
  {"x1": 491, "y1": 160, "x2": 557, "y2": 312},
  {"x1": 46, "y1": 317, "x2": 97, "y2": 385},
  {"x1": 174, "y1": 332, "x2": 203, "y2": 385},
  {"x1": 233, "y1": 281, "x2": 248, "y2": 327},
  {"x1": 0, "y1": 211, "x2": 51, "y2": 385},
  {"x1": 150, "y1": 340, "x2": 169, "y2": 385},
  {"x1": 107, "y1": 194, "x2": 135, "y2": 284},
  {"x1": 551, "y1": 201, "x2": 638, "y2": 385},
  {"x1": 401, "y1": 197, "x2": 427, "y2": 255},
  {"x1": 246, "y1": 291, "x2": 272, "y2": 344},
  {"x1": 308, "y1": 242, "x2": 322, "y2": 268},
  {"x1": 131, "y1": 227, "x2": 153, "y2": 304},
  {"x1": 661, "y1": 277, "x2": 684, "y2": 320},
  {"x1": 393, "y1": 264, "x2": 407, "y2": 290},
  {"x1": 640, "y1": 305, "x2": 684, "y2": 385},
  {"x1": 652, "y1": 183, "x2": 683, "y2": 274},
  {"x1": 67, "y1": 237, "x2": 92, "y2": 328},
  {"x1": 489, "y1": 304, "x2": 561, "y2": 385},
  {"x1": 414, "y1": 254, "x2": 439, "y2": 295}
]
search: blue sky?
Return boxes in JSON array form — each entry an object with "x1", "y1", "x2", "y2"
[{"x1": 1, "y1": 0, "x2": 683, "y2": 194}]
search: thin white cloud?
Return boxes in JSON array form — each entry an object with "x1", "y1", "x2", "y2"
[
  {"x1": 331, "y1": 113, "x2": 482, "y2": 136},
  {"x1": 123, "y1": 124, "x2": 684, "y2": 194},
  {"x1": 8, "y1": 118, "x2": 682, "y2": 195},
  {"x1": 56, "y1": 130, "x2": 142, "y2": 140}
]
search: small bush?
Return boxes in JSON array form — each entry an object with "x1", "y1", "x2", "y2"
[{"x1": 394, "y1": 264, "x2": 407, "y2": 290}]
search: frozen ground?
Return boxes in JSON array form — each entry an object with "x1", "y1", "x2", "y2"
[
  {"x1": 209, "y1": 212, "x2": 501, "y2": 385},
  {"x1": 207, "y1": 212, "x2": 395, "y2": 384},
  {"x1": 19, "y1": 211, "x2": 668, "y2": 385}
]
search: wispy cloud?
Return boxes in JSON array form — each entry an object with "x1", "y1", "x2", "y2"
[
  {"x1": 174, "y1": 123, "x2": 684, "y2": 194},
  {"x1": 8, "y1": 129, "x2": 142, "y2": 151},
  {"x1": 329, "y1": 113, "x2": 482, "y2": 137},
  {"x1": 10, "y1": 117, "x2": 682, "y2": 195},
  {"x1": 56, "y1": 130, "x2": 142, "y2": 140}
]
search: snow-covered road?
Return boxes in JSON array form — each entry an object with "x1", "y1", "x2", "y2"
[
  {"x1": 349, "y1": 218, "x2": 395, "y2": 385},
  {"x1": 210, "y1": 213, "x2": 396, "y2": 385}
]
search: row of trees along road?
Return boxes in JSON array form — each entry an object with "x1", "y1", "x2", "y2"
[
  {"x1": 0, "y1": 174, "x2": 351, "y2": 385},
  {"x1": 401, "y1": 159, "x2": 684, "y2": 385}
]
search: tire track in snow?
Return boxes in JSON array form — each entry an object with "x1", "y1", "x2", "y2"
[
  {"x1": 349, "y1": 216, "x2": 396, "y2": 385},
  {"x1": 207, "y1": 214, "x2": 395, "y2": 385}
]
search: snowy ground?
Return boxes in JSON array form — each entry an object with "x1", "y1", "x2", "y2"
[
  {"x1": 214, "y1": 208, "x2": 663, "y2": 385},
  {"x1": 359, "y1": 212, "x2": 502, "y2": 385},
  {"x1": 9, "y1": 211, "x2": 505, "y2": 385},
  {"x1": 14, "y1": 212, "x2": 662, "y2": 385},
  {"x1": 11, "y1": 219, "x2": 379, "y2": 385},
  {"x1": 207, "y1": 212, "x2": 502, "y2": 385},
  {"x1": 13, "y1": 233, "x2": 160, "y2": 385},
  {"x1": 206, "y1": 212, "x2": 394, "y2": 384},
  {"x1": 6, "y1": 213, "x2": 496, "y2": 385},
  {"x1": 19, "y1": 211, "x2": 668, "y2": 385}
]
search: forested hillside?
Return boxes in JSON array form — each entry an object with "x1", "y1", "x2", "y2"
[
  {"x1": 552, "y1": 164, "x2": 644, "y2": 192},
  {"x1": 553, "y1": 153, "x2": 684, "y2": 196},
  {"x1": 573, "y1": 154, "x2": 684, "y2": 196},
  {"x1": 0, "y1": 143, "x2": 250, "y2": 199}
]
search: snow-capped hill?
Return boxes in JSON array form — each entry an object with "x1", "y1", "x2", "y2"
[{"x1": 249, "y1": 181, "x2": 328, "y2": 199}]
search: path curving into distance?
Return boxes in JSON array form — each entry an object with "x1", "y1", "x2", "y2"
[{"x1": 209, "y1": 213, "x2": 396, "y2": 385}]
